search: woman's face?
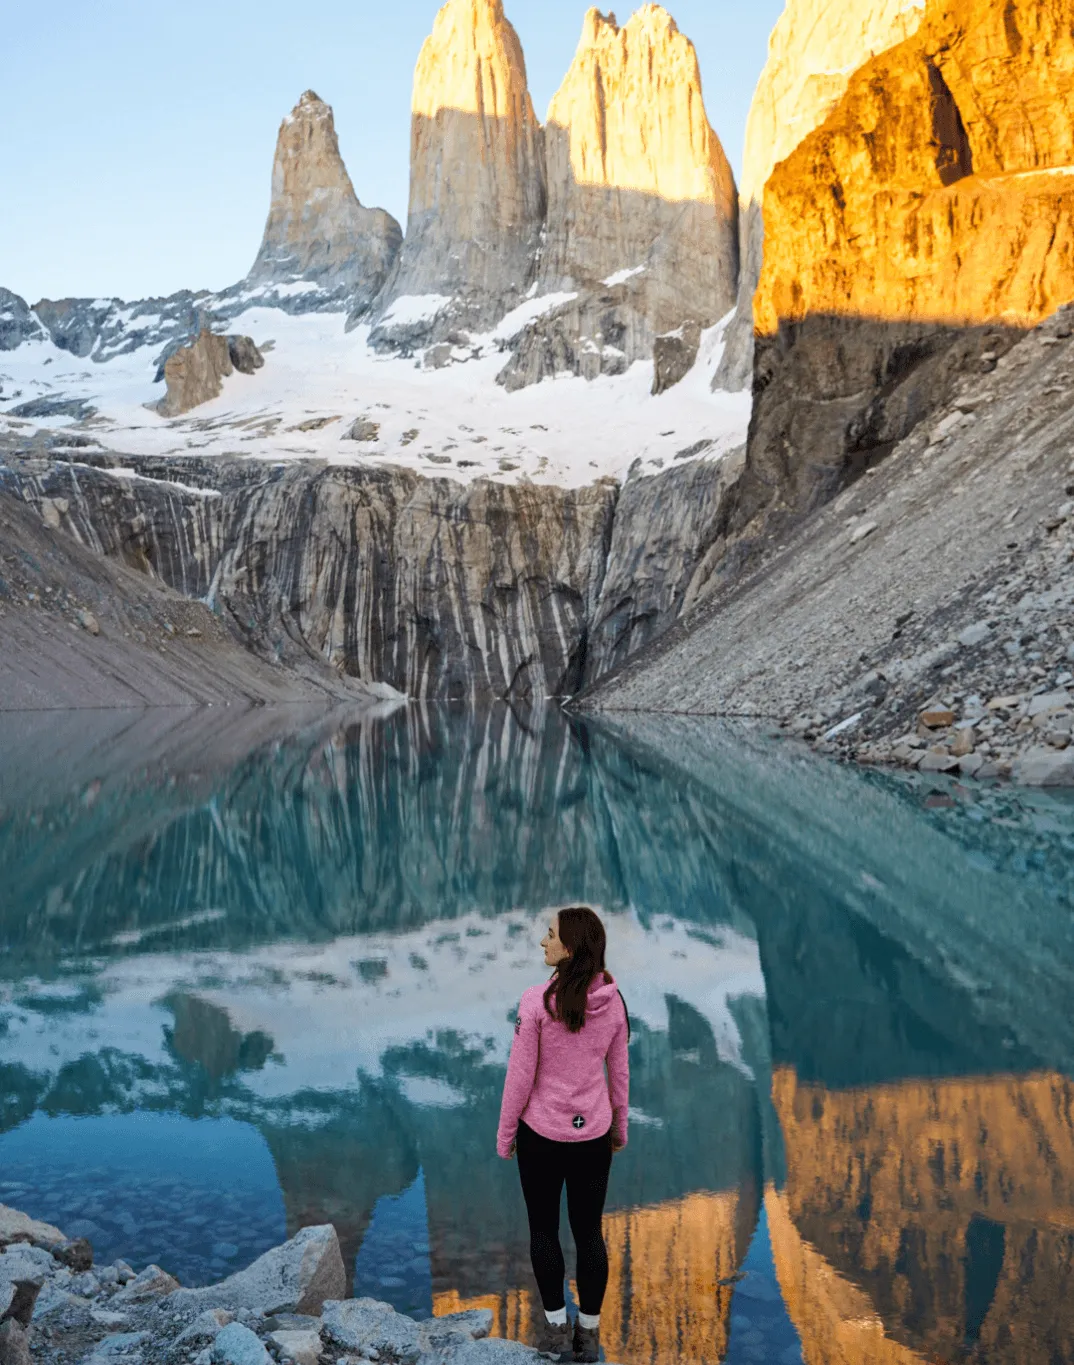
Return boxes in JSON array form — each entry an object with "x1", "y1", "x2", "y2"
[{"x1": 541, "y1": 915, "x2": 571, "y2": 968}]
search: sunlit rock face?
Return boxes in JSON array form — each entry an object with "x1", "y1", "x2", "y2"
[
  {"x1": 501, "y1": 5, "x2": 738, "y2": 390},
  {"x1": 371, "y1": 0, "x2": 546, "y2": 347},
  {"x1": 247, "y1": 91, "x2": 402, "y2": 316},
  {"x1": 732, "y1": 0, "x2": 1074, "y2": 533},
  {"x1": 770, "y1": 1067, "x2": 1074, "y2": 1364},
  {"x1": 714, "y1": 0, "x2": 927, "y2": 390},
  {"x1": 542, "y1": 6, "x2": 736, "y2": 308}
]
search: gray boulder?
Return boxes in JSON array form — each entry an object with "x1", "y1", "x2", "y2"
[
  {"x1": 0, "y1": 1205, "x2": 65, "y2": 1252},
  {"x1": 211, "y1": 1322, "x2": 272, "y2": 1365},
  {"x1": 169, "y1": 1226, "x2": 345, "y2": 1318},
  {"x1": 1012, "y1": 746, "x2": 1074, "y2": 786},
  {"x1": 322, "y1": 1298, "x2": 423, "y2": 1362},
  {"x1": 0, "y1": 1320, "x2": 31, "y2": 1365},
  {"x1": 113, "y1": 1264, "x2": 180, "y2": 1303}
]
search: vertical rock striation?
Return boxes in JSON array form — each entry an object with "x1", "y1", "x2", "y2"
[
  {"x1": 246, "y1": 90, "x2": 403, "y2": 316},
  {"x1": 370, "y1": 0, "x2": 546, "y2": 348},
  {"x1": 500, "y1": 5, "x2": 738, "y2": 390},
  {"x1": 713, "y1": 0, "x2": 927, "y2": 390}
]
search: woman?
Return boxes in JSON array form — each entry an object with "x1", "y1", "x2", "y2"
[{"x1": 497, "y1": 906, "x2": 630, "y2": 1364}]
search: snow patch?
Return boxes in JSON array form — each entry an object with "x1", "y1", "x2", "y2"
[
  {"x1": 602, "y1": 266, "x2": 646, "y2": 288},
  {"x1": 378, "y1": 294, "x2": 452, "y2": 328},
  {"x1": 490, "y1": 292, "x2": 578, "y2": 342}
]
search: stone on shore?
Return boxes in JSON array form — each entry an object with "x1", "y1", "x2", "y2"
[
  {"x1": 1012, "y1": 747, "x2": 1074, "y2": 786},
  {"x1": 0, "y1": 1206, "x2": 66, "y2": 1253},
  {"x1": 268, "y1": 1326, "x2": 322, "y2": 1365},
  {"x1": 169, "y1": 1225, "x2": 345, "y2": 1317},
  {"x1": 113, "y1": 1264, "x2": 180, "y2": 1302},
  {"x1": 211, "y1": 1321, "x2": 273, "y2": 1365},
  {"x1": 0, "y1": 1320, "x2": 31, "y2": 1365},
  {"x1": 322, "y1": 1298, "x2": 423, "y2": 1362}
]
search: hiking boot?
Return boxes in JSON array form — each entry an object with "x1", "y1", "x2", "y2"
[
  {"x1": 573, "y1": 1321, "x2": 600, "y2": 1363},
  {"x1": 535, "y1": 1318, "x2": 572, "y2": 1361}
]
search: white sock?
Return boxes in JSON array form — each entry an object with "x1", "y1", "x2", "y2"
[
  {"x1": 578, "y1": 1312, "x2": 600, "y2": 1330},
  {"x1": 544, "y1": 1308, "x2": 568, "y2": 1327}
]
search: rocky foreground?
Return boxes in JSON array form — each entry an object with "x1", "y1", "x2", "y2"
[{"x1": 0, "y1": 1205, "x2": 553, "y2": 1365}]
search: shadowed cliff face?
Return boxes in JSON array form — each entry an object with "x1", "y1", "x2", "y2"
[
  {"x1": 4, "y1": 456, "x2": 615, "y2": 703},
  {"x1": 736, "y1": 0, "x2": 1074, "y2": 534}
]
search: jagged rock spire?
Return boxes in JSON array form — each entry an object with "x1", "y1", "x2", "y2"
[{"x1": 249, "y1": 90, "x2": 402, "y2": 315}]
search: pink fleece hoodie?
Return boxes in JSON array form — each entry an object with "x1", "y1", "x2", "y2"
[{"x1": 496, "y1": 973, "x2": 630, "y2": 1158}]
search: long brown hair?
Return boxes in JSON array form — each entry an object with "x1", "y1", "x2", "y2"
[{"x1": 544, "y1": 906, "x2": 611, "y2": 1034}]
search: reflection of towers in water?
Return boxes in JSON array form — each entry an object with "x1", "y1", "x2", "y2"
[
  {"x1": 768, "y1": 1066, "x2": 1074, "y2": 1365},
  {"x1": 433, "y1": 1191, "x2": 754, "y2": 1365}
]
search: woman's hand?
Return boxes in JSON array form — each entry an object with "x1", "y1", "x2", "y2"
[
  {"x1": 610, "y1": 1136, "x2": 625, "y2": 1155},
  {"x1": 504, "y1": 1142, "x2": 517, "y2": 1160}
]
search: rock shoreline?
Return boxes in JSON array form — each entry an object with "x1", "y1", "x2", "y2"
[{"x1": 0, "y1": 1204, "x2": 565, "y2": 1365}]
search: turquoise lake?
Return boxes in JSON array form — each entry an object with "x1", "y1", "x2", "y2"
[{"x1": 2, "y1": 703, "x2": 1074, "y2": 1365}]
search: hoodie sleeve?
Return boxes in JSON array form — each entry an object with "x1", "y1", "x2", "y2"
[
  {"x1": 607, "y1": 996, "x2": 630, "y2": 1149},
  {"x1": 496, "y1": 989, "x2": 542, "y2": 1158}
]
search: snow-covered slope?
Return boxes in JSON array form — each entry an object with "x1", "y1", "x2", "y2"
[{"x1": 0, "y1": 306, "x2": 748, "y2": 488}]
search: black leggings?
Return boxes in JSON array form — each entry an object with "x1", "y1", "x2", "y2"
[{"x1": 516, "y1": 1120, "x2": 613, "y2": 1317}]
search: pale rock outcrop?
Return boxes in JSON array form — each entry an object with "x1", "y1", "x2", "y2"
[
  {"x1": 501, "y1": 5, "x2": 737, "y2": 391},
  {"x1": 156, "y1": 329, "x2": 264, "y2": 417},
  {"x1": 714, "y1": 0, "x2": 927, "y2": 389},
  {"x1": 247, "y1": 91, "x2": 402, "y2": 316},
  {"x1": 370, "y1": 0, "x2": 546, "y2": 348}
]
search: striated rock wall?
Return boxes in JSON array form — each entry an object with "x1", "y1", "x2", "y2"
[
  {"x1": 247, "y1": 91, "x2": 402, "y2": 316},
  {"x1": 5, "y1": 455, "x2": 614, "y2": 701},
  {"x1": 582, "y1": 448, "x2": 746, "y2": 685},
  {"x1": 3, "y1": 444, "x2": 749, "y2": 701},
  {"x1": 371, "y1": 0, "x2": 546, "y2": 347},
  {"x1": 714, "y1": 0, "x2": 928, "y2": 391}
]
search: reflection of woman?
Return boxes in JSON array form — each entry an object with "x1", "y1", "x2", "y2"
[{"x1": 497, "y1": 907, "x2": 630, "y2": 1364}]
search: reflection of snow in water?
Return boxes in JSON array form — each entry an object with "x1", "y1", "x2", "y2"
[{"x1": 0, "y1": 909, "x2": 765, "y2": 1105}]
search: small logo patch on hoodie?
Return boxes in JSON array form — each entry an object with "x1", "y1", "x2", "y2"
[{"x1": 573, "y1": 1115, "x2": 586, "y2": 1130}]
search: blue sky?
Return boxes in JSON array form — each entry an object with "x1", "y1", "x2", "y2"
[{"x1": 2, "y1": 0, "x2": 784, "y2": 304}]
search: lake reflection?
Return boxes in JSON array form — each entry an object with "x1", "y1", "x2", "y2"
[{"x1": 1, "y1": 703, "x2": 1073, "y2": 1365}]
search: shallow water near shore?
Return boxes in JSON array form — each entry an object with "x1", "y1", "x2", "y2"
[{"x1": 2, "y1": 703, "x2": 1074, "y2": 1365}]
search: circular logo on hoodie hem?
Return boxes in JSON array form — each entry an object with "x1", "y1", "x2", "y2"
[{"x1": 573, "y1": 1116, "x2": 586, "y2": 1130}]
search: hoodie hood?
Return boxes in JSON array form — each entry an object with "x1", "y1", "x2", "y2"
[{"x1": 584, "y1": 973, "x2": 620, "y2": 1017}]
